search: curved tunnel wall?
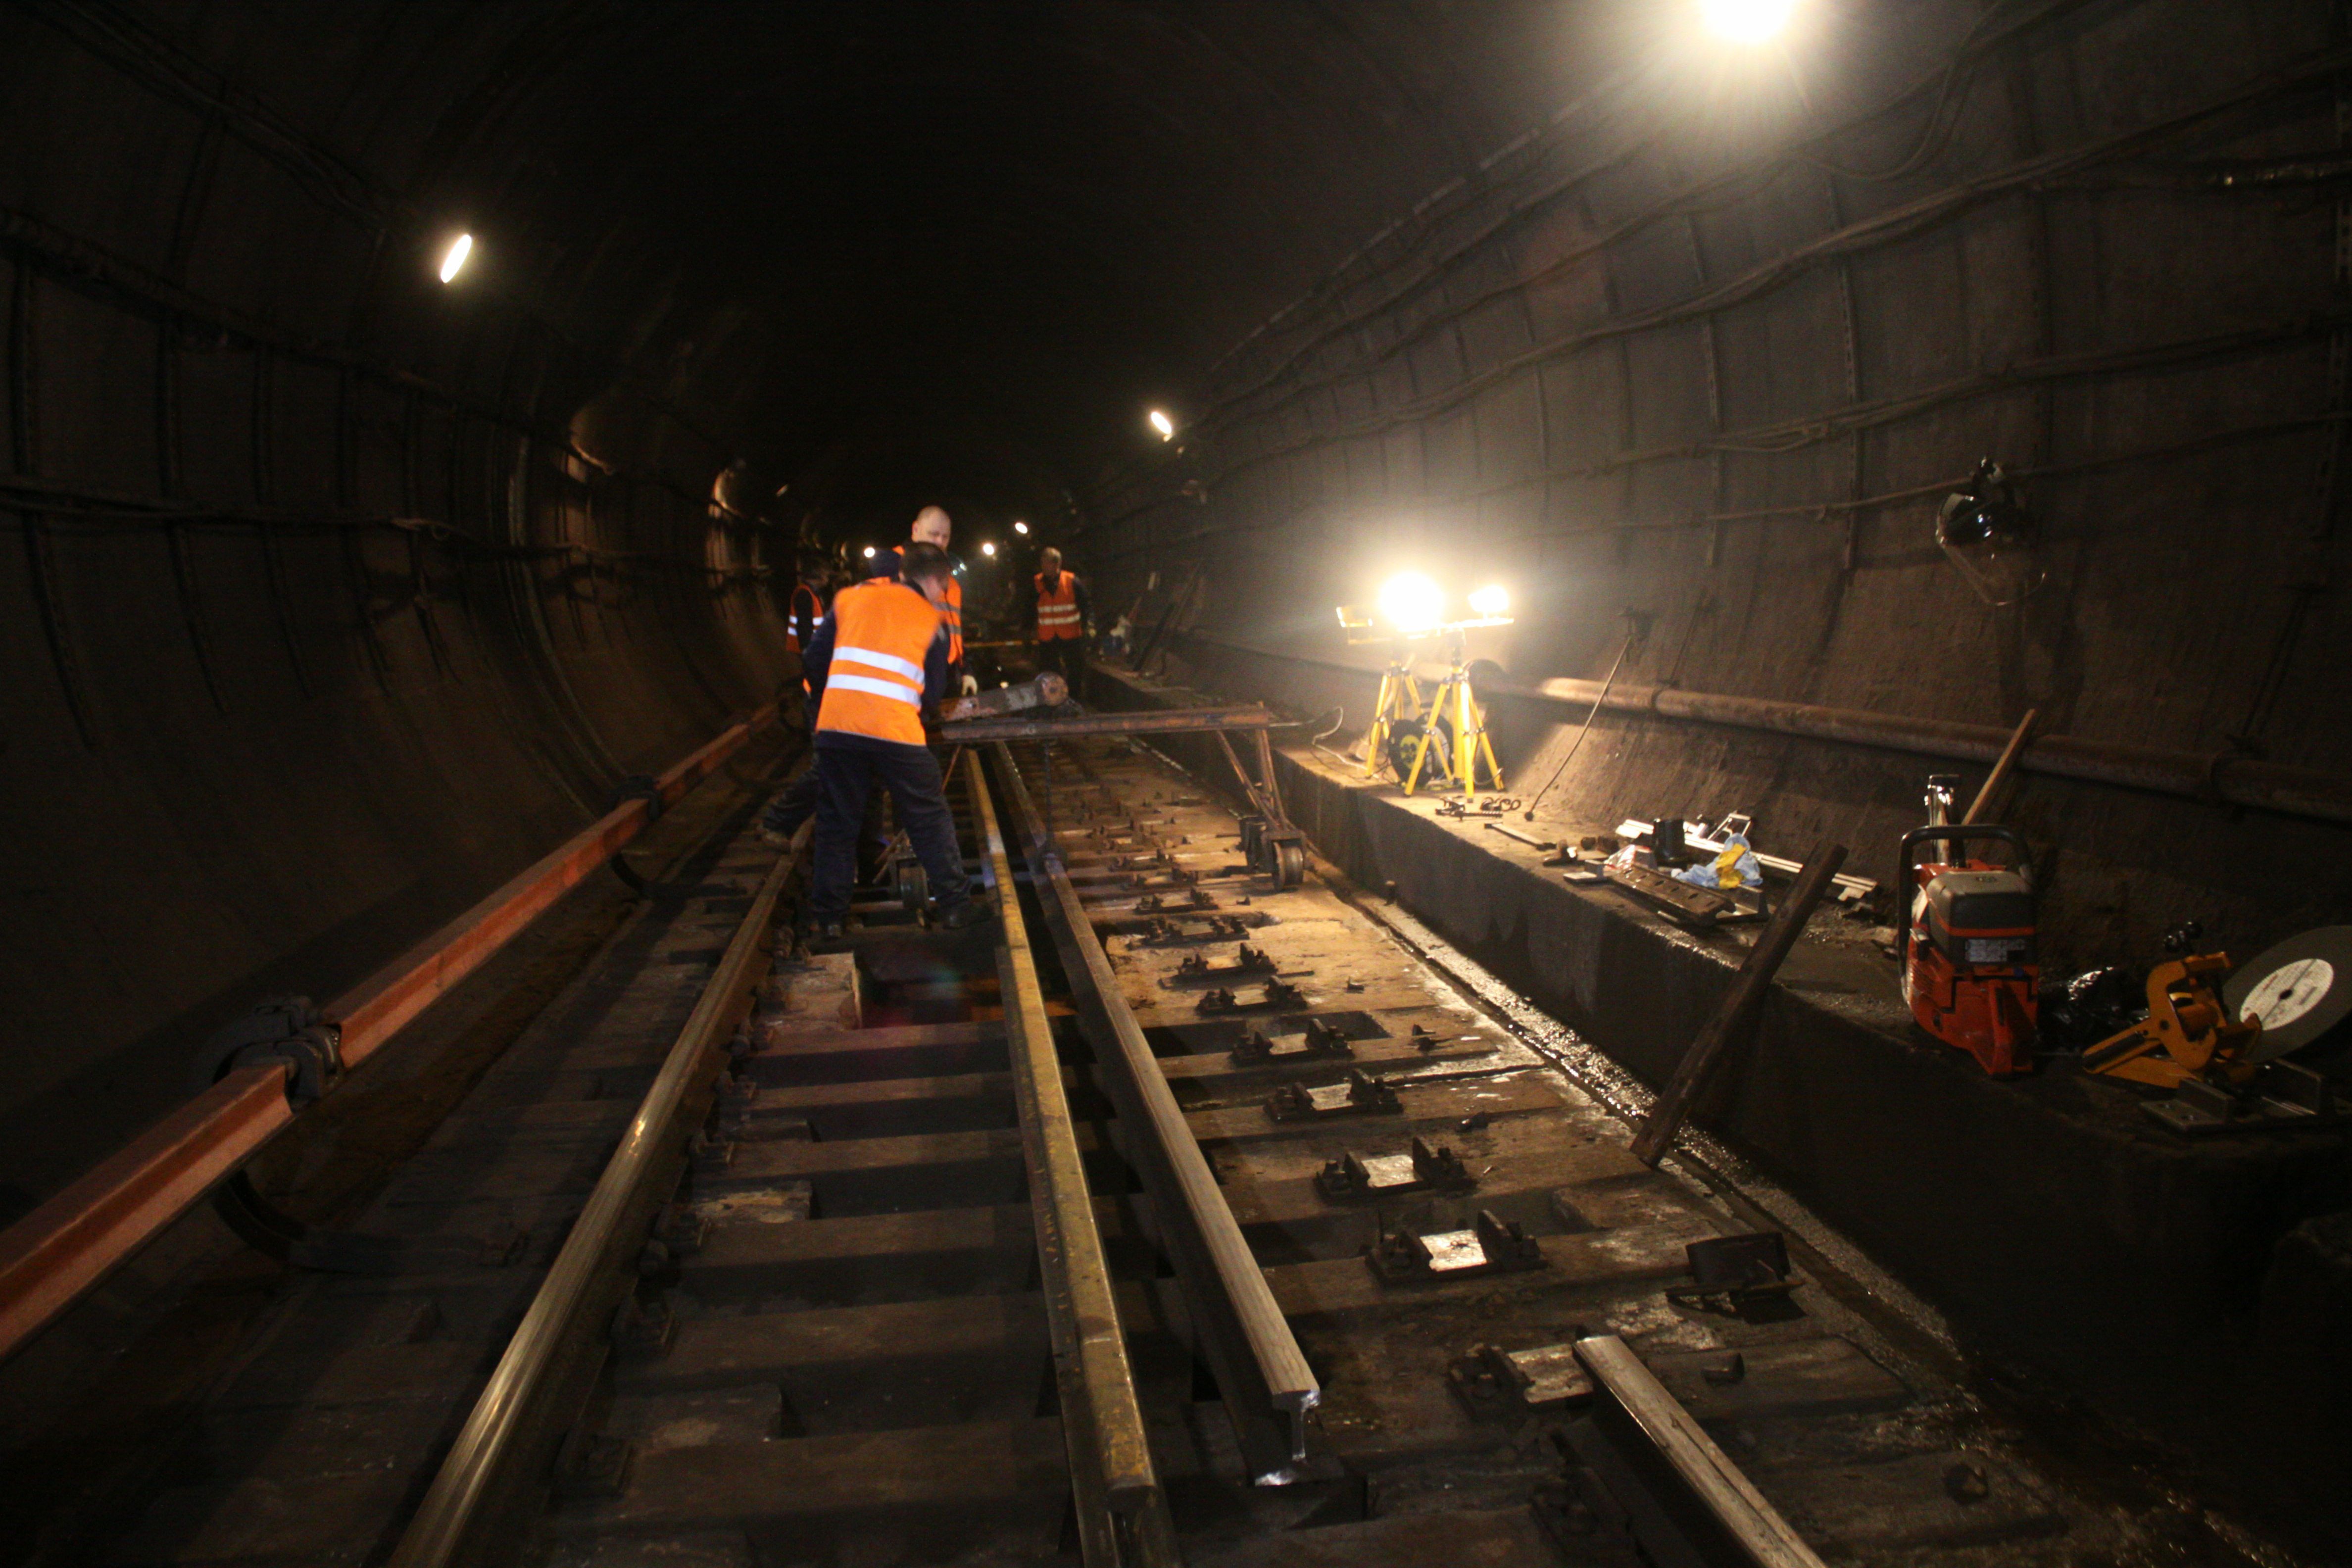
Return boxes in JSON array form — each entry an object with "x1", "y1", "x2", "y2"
[
  {"x1": 0, "y1": 10, "x2": 797, "y2": 1209},
  {"x1": 1094, "y1": 0, "x2": 2352, "y2": 970}
]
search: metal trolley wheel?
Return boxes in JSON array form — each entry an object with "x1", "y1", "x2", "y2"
[
  {"x1": 895, "y1": 856, "x2": 929, "y2": 912},
  {"x1": 1273, "y1": 839, "x2": 1306, "y2": 889}
]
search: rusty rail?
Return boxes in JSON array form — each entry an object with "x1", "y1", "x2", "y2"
[{"x1": 0, "y1": 705, "x2": 778, "y2": 1364}]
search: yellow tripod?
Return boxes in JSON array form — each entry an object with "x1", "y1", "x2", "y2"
[
  {"x1": 1360, "y1": 646, "x2": 1424, "y2": 784},
  {"x1": 1398, "y1": 632, "x2": 1504, "y2": 798}
]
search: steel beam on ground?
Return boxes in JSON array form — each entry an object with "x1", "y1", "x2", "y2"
[
  {"x1": 939, "y1": 704, "x2": 1273, "y2": 744},
  {"x1": 990, "y1": 742, "x2": 1320, "y2": 1483},
  {"x1": 1575, "y1": 1334, "x2": 1830, "y2": 1568},
  {"x1": 967, "y1": 764, "x2": 1176, "y2": 1567},
  {"x1": 0, "y1": 706, "x2": 778, "y2": 1366}
]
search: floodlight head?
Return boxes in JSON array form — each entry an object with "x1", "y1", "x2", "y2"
[
  {"x1": 1377, "y1": 572, "x2": 1445, "y2": 634},
  {"x1": 1335, "y1": 605, "x2": 1372, "y2": 631},
  {"x1": 1700, "y1": 0, "x2": 1796, "y2": 44},
  {"x1": 1469, "y1": 584, "x2": 1510, "y2": 618}
]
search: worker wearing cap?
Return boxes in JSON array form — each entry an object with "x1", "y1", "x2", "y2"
[
  {"x1": 801, "y1": 540, "x2": 986, "y2": 938},
  {"x1": 1028, "y1": 546, "x2": 1090, "y2": 702},
  {"x1": 894, "y1": 505, "x2": 973, "y2": 696}
]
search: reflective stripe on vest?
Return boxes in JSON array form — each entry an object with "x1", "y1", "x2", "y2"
[
  {"x1": 1036, "y1": 571, "x2": 1080, "y2": 641},
  {"x1": 817, "y1": 580, "x2": 941, "y2": 745}
]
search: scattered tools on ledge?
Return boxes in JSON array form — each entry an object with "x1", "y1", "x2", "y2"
[
  {"x1": 1369, "y1": 1207, "x2": 1543, "y2": 1281},
  {"x1": 1483, "y1": 821, "x2": 1556, "y2": 851},
  {"x1": 1632, "y1": 842, "x2": 1849, "y2": 1166},
  {"x1": 1602, "y1": 861, "x2": 1746, "y2": 931},
  {"x1": 1316, "y1": 1135, "x2": 1476, "y2": 1201},
  {"x1": 1437, "y1": 795, "x2": 1522, "y2": 819},
  {"x1": 1266, "y1": 1069, "x2": 1402, "y2": 1121}
]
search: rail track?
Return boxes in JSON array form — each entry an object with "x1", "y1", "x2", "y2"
[{"x1": 28, "y1": 727, "x2": 2274, "y2": 1567}]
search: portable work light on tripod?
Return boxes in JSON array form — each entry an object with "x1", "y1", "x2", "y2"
[{"x1": 1336, "y1": 576, "x2": 1511, "y2": 801}]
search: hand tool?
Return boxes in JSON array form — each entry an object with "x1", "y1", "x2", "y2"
[{"x1": 2083, "y1": 938, "x2": 2261, "y2": 1089}]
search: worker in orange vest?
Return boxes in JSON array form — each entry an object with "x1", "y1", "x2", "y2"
[
  {"x1": 895, "y1": 505, "x2": 973, "y2": 696},
  {"x1": 802, "y1": 541, "x2": 985, "y2": 938},
  {"x1": 1028, "y1": 546, "x2": 1090, "y2": 702}
]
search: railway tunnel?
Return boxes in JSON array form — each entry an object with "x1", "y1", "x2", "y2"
[{"x1": 4, "y1": 2, "x2": 2352, "y2": 1565}]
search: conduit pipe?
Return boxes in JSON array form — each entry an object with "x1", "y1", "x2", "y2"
[
  {"x1": 0, "y1": 704, "x2": 779, "y2": 1364},
  {"x1": 1173, "y1": 632, "x2": 2352, "y2": 828}
]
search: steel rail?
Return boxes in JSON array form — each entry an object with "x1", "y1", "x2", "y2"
[
  {"x1": 1171, "y1": 630, "x2": 2352, "y2": 828},
  {"x1": 966, "y1": 765, "x2": 1178, "y2": 1567},
  {"x1": 1574, "y1": 1334, "x2": 1831, "y2": 1568},
  {"x1": 989, "y1": 743, "x2": 1321, "y2": 1484},
  {"x1": 0, "y1": 705, "x2": 777, "y2": 1365},
  {"x1": 939, "y1": 704, "x2": 1274, "y2": 744},
  {"x1": 390, "y1": 826, "x2": 805, "y2": 1568}
]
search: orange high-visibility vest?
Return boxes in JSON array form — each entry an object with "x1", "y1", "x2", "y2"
[
  {"x1": 816, "y1": 580, "x2": 942, "y2": 746},
  {"x1": 896, "y1": 544, "x2": 963, "y2": 664},
  {"x1": 786, "y1": 582, "x2": 825, "y2": 654},
  {"x1": 1035, "y1": 571, "x2": 1080, "y2": 641}
]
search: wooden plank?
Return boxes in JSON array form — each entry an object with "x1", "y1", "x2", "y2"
[
  {"x1": 552, "y1": 1419, "x2": 1070, "y2": 1534},
  {"x1": 624, "y1": 1294, "x2": 1051, "y2": 1391},
  {"x1": 1188, "y1": 1506, "x2": 1560, "y2": 1568}
]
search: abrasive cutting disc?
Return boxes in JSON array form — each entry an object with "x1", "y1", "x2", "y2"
[{"x1": 2224, "y1": 926, "x2": 2352, "y2": 1062}]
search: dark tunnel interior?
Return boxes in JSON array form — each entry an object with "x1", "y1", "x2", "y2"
[{"x1": 8, "y1": 0, "x2": 2352, "y2": 1563}]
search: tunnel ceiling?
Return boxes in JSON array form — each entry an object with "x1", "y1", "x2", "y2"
[{"x1": 5, "y1": 0, "x2": 1647, "y2": 520}]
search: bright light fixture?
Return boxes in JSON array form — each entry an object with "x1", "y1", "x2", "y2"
[
  {"x1": 438, "y1": 233, "x2": 473, "y2": 284},
  {"x1": 861, "y1": 544, "x2": 877, "y2": 559},
  {"x1": 980, "y1": 541, "x2": 997, "y2": 557},
  {"x1": 1699, "y1": 0, "x2": 1795, "y2": 44},
  {"x1": 1377, "y1": 572, "x2": 1445, "y2": 634},
  {"x1": 1147, "y1": 409, "x2": 1176, "y2": 441},
  {"x1": 1469, "y1": 584, "x2": 1510, "y2": 617},
  {"x1": 1013, "y1": 520, "x2": 1029, "y2": 535}
]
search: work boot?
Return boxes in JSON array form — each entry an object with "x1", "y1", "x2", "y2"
[{"x1": 940, "y1": 899, "x2": 992, "y2": 931}]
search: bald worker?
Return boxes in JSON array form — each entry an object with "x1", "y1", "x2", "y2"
[{"x1": 895, "y1": 506, "x2": 971, "y2": 695}]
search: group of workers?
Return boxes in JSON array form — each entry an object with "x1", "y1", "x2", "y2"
[{"x1": 763, "y1": 504, "x2": 1092, "y2": 939}]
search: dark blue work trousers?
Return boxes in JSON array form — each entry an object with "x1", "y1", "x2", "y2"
[{"x1": 809, "y1": 735, "x2": 969, "y2": 922}]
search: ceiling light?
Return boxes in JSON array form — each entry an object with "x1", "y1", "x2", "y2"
[
  {"x1": 1377, "y1": 572, "x2": 1445, "y2": 634},
  {"x1": 438, "y1": 233, "x2": 473, "y2": 284},
  {"x1": 1013, "y1": 520, "x2": 1029, "y2": 535},
  {"x1": 980, "y1": 541, "x2": 996, "y2": 557},
  {"x1": 1699, "y1": 0, "x2": 1796, "y2": 44},
  {"x1": 861, "y1": 545, "x2": 876, "y2": 559},
  {"x1": 1148, "y1": 409, "x2": 1176, "y2": 441},
  {"x1": 1469, "y1": 585, "x2": 1510, "y2": 617}
]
